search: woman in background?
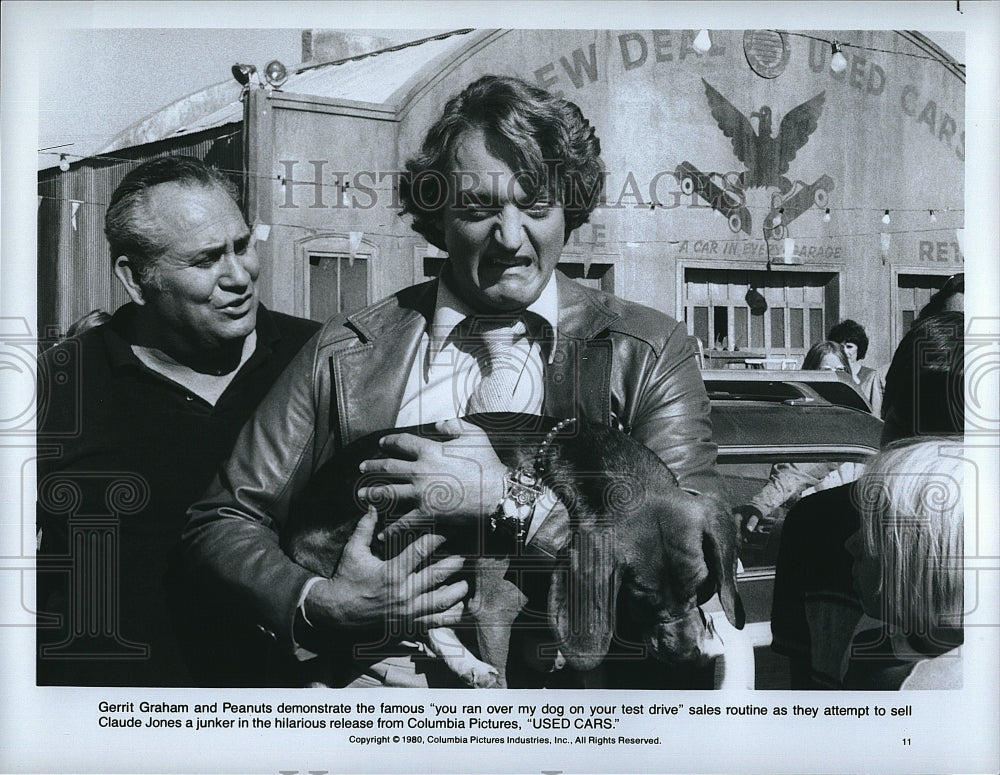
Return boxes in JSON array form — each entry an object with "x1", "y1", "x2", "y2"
[
  {"x1": 801, "y1": 340, "x2": 853, "y2": 374},
  {"x1": 827, "y1": 320, "x2": 884, "y2": 417},
  {"x1": 770, "y1": 311, "x2": 964, "y2": 689}
]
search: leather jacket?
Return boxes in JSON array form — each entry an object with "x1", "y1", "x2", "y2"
[{"x1": 181, "y1": 274, "x2": 719, "y2": 652}]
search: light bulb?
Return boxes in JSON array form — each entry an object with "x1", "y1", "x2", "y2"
[
  {"x1": 830, "y1": 41, "x2": 848, "y2": 73},
  {"x1": 264, "y1": 59, "x2": 288, "y2": 88},
  {"x1": 59, "y1": 154, "x2": 71, "y2": 172},
  {"x1": 693, "y1": 29, "x2": 712, "y2": 54},
  {"x1": 929, "y1": 209, "x2": 937, "y2": 222},
  {"x1": 823, "y1": 208, "x2": 831, "y2": 222},
  {"x1": 882, "y1": 210, "x2": 891, "y2": 225}
]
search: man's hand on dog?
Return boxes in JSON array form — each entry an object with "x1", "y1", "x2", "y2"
[
  {"x1": 357, "y1": 418, "x2": 508, "y2": 529},
  {"x1": 303, "y1": 506, "x2": 468, "y2": 631}
]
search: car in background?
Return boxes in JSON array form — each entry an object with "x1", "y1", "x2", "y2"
[
  {"x1": 703, "y1": 370, "x2": 883, "y2": 689},
  {"x1": 702, "y1": 367, "x2": 873, "y2": 413}
]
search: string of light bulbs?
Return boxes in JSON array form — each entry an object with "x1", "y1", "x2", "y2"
[
  {"x1": 660, "y1": 29, "x2": 961, "y2": 68},
  {"x1": 35, "y1": 191, "x2": 965, "y2": 226},
  {"x1": 31, "y1": 199, "x2": 965, "y2": 246},
  {"x1": 38, "y1": 27, "x2": 962, "y2": 172},
  {"x1": 771, "y1": 30, "x2": 964, "y2": 67}
]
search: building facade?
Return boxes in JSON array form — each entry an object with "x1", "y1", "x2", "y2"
[{"x1": 38, "y1": 29, "x2": 964, "y2": 368}]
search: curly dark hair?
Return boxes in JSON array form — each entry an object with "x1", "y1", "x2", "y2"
[
  {"x1": 399, "y1": 75, "x2": 605, "y2": 250},
  {"x1": 827, "y1": 319, "x2": 869, "y2": 360}
]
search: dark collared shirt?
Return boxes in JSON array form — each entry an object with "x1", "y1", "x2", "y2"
[{"x1": 36, "y1": 304, "x2": 319, "y2": 686}]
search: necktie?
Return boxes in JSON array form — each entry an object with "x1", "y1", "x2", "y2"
[{"x1": 466, "y1": 317, "x2": 527, "y2": 414}]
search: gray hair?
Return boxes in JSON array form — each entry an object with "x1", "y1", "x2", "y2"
[
  {"x1": 854, "y1": 437, "x2": 964, "y2": 637},
  {"x1": 105, "y1": 155, "x2": 239, "y2": 286}
]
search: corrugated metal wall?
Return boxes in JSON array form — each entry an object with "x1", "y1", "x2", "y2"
[{"x1": 36, "y1": 124, "x2": 244, "y2": 337}]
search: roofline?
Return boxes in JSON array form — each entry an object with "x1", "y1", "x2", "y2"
[
  {"x1": 37, "y1": 122, "x2": 242, "y2": 176},
  {"x1": 95, "y1": 79, "x2": 241, "y2": 156},
  {"x1": 394, "y1": 29, "x2": 505, "y2": 119},
  {"x1": 70, "y1": 28, "x2": 965, "y2": 165},
  {"x1": 899, "y1": 31, "x2": 965, "y2": 82},
  {"x1": 91, "y1": 30, "x2": 478, "y2": 159},
  {"x1": 294, "y1": 28, "x2": 476, "y2": 76}
]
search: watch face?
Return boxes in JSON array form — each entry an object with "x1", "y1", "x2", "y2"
[
  {"x1": 505, "y1": 470, "x2": 542, "y2": 509},
  {"x1": 510, "y1": 485, "x2": 536, "y2": 507}
]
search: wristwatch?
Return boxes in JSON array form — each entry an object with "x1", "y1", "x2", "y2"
[
  {"x1": 488, "y1": 418, "x2": 577, "y2": 545},
  {"x1": 489, "y1": 467, "x2": 543, "y2": 543}
]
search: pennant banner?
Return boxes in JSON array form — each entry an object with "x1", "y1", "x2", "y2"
[
  {"x1": 880, "y1": 231, "x2": 892, "y2": 264},
  {"x1": 348, "y1": 231, "x2": 363, "y2": 258}
]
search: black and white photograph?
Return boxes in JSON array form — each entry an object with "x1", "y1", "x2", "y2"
[{"x1": 2, "y1": 1, "x2": 998, "y2": 773}]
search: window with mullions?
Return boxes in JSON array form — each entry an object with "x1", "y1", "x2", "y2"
[
  {"x1": 308, "y1": 254, "x2": 368, "y2": 322},
  {"x1": 683, "y1": 268, "x2": 837, "y2": 359}
]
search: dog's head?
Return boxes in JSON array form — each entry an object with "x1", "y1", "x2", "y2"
[
  {"x1": 633, "y1": 488, "x2": 745, "y2": 665},
  {"x1": 545, "y1": 425, "x2": 744, "y2": 672}
]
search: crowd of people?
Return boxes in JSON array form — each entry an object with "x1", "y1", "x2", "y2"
[
  {"x1": 771, "y1": 310, "x2": 964, "y2": 689},
  {"x1": 36, "y1": 74, "x2": 965, "y2": 691}
]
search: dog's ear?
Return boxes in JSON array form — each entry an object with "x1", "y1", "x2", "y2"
[
  {"x1": 549, "y1": 522, "x2": 621, "y2": 671},
  {"x1": 698, "y1": 497, "x2": 746, "y2": 630}
]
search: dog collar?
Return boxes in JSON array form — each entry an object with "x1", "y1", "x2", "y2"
[{"x1": 533, "y1": 417, "x2": 577, "y2": 476}]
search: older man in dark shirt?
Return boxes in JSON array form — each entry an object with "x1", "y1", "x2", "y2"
[{"x1": 35, "y1": 156, "x2": 321, "y2": 686}]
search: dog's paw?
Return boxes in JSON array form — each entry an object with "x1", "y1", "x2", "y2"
[
  {"x1": 460, "y1": 664, "x2": 500, "y2": 689},
  {"x1": 426, "y1": 627, "x2": 502, "y2": 688}
]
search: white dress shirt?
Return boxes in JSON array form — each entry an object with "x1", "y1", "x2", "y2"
[{"x1": 395, "y1": 273, "x2": 559, "y2": 426}]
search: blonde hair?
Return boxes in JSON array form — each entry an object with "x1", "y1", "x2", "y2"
[{"x1": 853, "y1": 438, "x2": 964, "y2": 636}]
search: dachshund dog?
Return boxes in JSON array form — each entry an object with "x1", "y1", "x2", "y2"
[{"x1": 283, "y1": 413, "x2": 744, "y2": 688}]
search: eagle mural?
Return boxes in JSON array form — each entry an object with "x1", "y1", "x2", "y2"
[
  {"x1": 702, "y1": 78, "x2": 826, "y2": 193},
  {"x1": 674, "y1": 79, "x2": 833, "y2": 237}
]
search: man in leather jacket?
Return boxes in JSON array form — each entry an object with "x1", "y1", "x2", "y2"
[{"x1": 180, "y1": 75, "x2": 721, "y2": 686}]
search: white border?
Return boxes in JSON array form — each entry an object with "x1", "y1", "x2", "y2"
[{"x1": 2, "y1": 2, "x2": 997, "y2": 774}]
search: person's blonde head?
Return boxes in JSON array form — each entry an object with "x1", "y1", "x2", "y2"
[{"x1": 852, "y1": 438, "x2": 963, "y2": 641}]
